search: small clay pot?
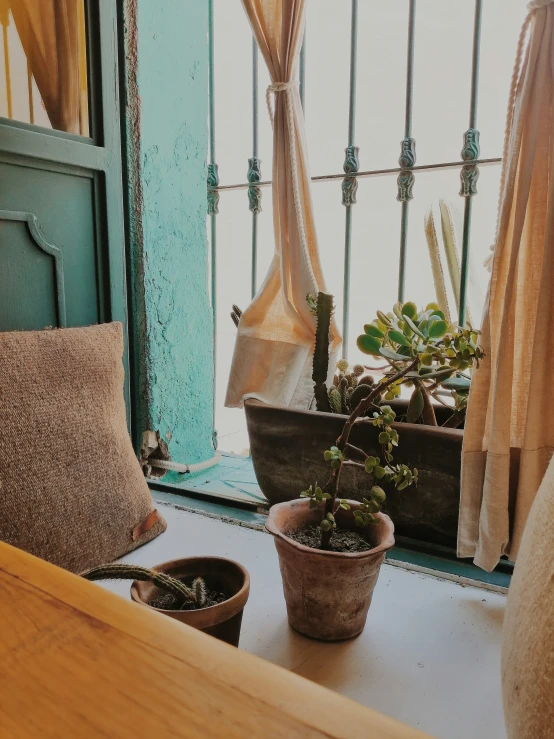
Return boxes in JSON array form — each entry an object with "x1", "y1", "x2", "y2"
[
  {"x1": 130, "y1": 556, "x2": 250, "y2": 647},
  {"x1": 266, "y1": 499, "x2": 394, "y2": 641}
]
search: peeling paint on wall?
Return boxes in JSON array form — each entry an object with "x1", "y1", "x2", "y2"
[{"x1": 122, "y1": 0, "x2": 214, "y2": 464}]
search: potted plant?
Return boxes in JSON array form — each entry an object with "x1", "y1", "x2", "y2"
[
  {"x1": 264, "y1": 306, "x2": 482, "y2": 640},
  {"x1": 246, "y1": 294, "x2": 483, "y2": 548},
  {"x1": 83, "y1": 557, "x2": 250, "y2": 647}
]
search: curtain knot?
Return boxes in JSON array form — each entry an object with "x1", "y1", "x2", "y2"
[
  {"x1": 267, "y1": 81, "x2": 297, "y2": 93},
  {"x1": 266, "y1": 81, "x2": 299, "y2": 125},
  {"x1": 527, "y1": 0, "x2": 554, "y2": 10}
]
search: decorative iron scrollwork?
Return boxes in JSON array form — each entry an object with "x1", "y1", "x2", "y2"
[
  {"x1": 461, "y1": 128, "x2": 480, "y2": 162},
  {"x1": 247, "y1": 157, "x2": 262, "y2": 214},
  {"x1": 207, "y1": 163, "x2": 219, "y2": 216},
  {"x1": 397, "y1": 170, "x2": 414, "y2": 203},
  {"x1": 342, "y1": 145, "x2": 359, "y2": 207},
  {"x1": 460, "y1": 164, "x2": 479, "y2": 198},
  {"x1": 398, "y1": 137, "x2": 416, "y2": 169}
]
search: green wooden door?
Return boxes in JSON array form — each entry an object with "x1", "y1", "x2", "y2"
[{"x1": 0, "y1": 1, "x2": 129, "y2": 398}]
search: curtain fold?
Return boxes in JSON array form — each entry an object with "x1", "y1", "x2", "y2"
[
  {"x1": 225, "y1": 0, "x2": 341, "y2": 410},
  {"x1": 458, "y1": 0, "x2": 554, "y2": 571},
  {"x1": 10, "y1": 0, "x2": 83, "y2": 134}
]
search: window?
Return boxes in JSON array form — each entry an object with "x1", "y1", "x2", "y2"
[
  {"x1": 208, "y1": 0, "x2": 527, "y2": 453},
  {"x1": 0, "y1": 0, "x2": 89, "y2": 135}
]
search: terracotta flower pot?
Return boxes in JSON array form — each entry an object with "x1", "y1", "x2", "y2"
[
  {"x1": 130, "y1": 556, "x2": 250, "y2": 647},
  {"x1": 246, "y1": 398, "x2": 463, "y2": 548},
  {"x1": 266, "y1": 499, "x2": 395, "y2": 641}
]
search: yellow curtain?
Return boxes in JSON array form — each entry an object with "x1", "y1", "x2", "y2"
[
  {"x1": 225, "y1": 0, "x2": 341, "y2": 410},
  {"x1": 459, "y1": 0, "x2": 554, "y2": 571},
  {"x1": 9, "y1": 0, "x2": 84, "y2": 134}
]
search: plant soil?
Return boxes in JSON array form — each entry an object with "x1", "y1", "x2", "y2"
[
  {"x1": 288, "y1": 525, "x2": 375, "y2": 553},
  {"x1": 148, "y1": 581, "x2": 229, "y2": 611}
]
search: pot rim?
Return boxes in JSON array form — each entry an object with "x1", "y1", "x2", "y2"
[
  {"x1": 130, "y1": 556, "x2": 250, "y2": 618},
  {"x1": 265, "y1": 499, "x2": 395, "y2": 559},
  {"x1": 244, "y1": 397, "x2": 463, "y2": 440}
]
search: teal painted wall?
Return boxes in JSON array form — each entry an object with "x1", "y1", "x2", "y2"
[{"x1": 122, "y1": 0, "x2": 214, "y2": 463}]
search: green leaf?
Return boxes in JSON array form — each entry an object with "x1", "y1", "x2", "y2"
[
  {"x1": 357, "y1": 334, "x2": 382, "y2": 356},
  {"x1": 397, "y1": 480, "x2": 410, "y2": 491},
  {"x1": 374, "y1": 465, "x2": 386, "y2": 479},
  {"x1": 324, "y1": 450, "x2": 333, "y2": 462},
  {"x1": 392, "y1": 302, "x2": 404, "y2": 320},
  {"x1": 364, "y1": 324, "x2": 384, "y2": 338},
  {"x1": 376, "y1": 310, "x2": 392, "y2": 326},
  {"x1": 417, "y1": 368, "x2": 454, "y2": 380},
  {"x1": 419, "y1": 353, "x2": 433, "y2": 366},
  {"x1": 401, "y1": 302, "x2": 418, "y2": 320},
  {"x1": 403, "y1": 314, "x2": 425, "y2": 338},
  {"x1": 407, "y1": 387, "x2": 424, "y2": 423},
  {"x1": 321, "y1": 492, "x2": 332, "y2": 500},
  {"x1": 371, "y1": 486, "x2": 386, "y2": 502},
  {"x1": 388, "y1": 329, "x2": 410, "y2": 347},
  {"x1": 379, "y1": 346, "x2": 409, "y2": 362},
  {"x1": 428, "y1": 319, "x2": 448, "y2": 339},
  {"x1": 440, "y1": 376, "x2": 471, "y2": 391},
  {"x1": 319, "y1": 519, "x2": 332, "y2": 532},
  {"x1": 378, "y1": 432, "x2": 390, "y2": 445},
  {"x1": 426, "y1": 314, "x2": 442, "y2": 327}
]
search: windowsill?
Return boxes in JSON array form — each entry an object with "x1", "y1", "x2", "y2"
[
  {"x1": 105, "y1": 502, "x2": 507, "y2": 739},
  {"x1": 149, "y1": 473, "x2": 511, "y2": 591}
]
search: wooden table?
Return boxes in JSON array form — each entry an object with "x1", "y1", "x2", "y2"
[{"x1": 0, "y1": 542, "x2": 433, "y2": 738}]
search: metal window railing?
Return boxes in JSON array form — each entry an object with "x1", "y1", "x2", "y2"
[{"x1": 207, "y1": 0, "x2": 502, "y2": 445}]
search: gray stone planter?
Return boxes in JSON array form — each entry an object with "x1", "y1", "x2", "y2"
[{"x1": 245, "y1": 399, "x2": 463, "y2": 549}]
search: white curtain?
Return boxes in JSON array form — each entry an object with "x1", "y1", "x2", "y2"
[
  {"x1": 225, "y1": 0, "x2": 341, "y2": 410},
  {"x1": 459, "y1": 0, "x2": 554, "y2": 571}
]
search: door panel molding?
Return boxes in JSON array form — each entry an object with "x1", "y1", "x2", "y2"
[{"x1": 0, "y1": 210, "x2": 67, "y2": 327}]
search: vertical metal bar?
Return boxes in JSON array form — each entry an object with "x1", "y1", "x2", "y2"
[
  {"x1": 341, "y1": 0, "x2": 359, "y2": 360},
  {"x1": 458, "y1": 0, "x2": 483, "y2": 327},
  {"x1": 397, "y1": 0, "x2": 417, "y2": 304},
  {"x1": 299, "y1": 31, "x2": 306, "y2": 110},
  {"x1": 207, "y1": 0, "x2": 219, "y2": 448},
  {"x1": 27, "y1": 61, "x2": 34, "y2": 124},
  {"x1": 2, "y1": 20, "x2": 12, "y2": 119},
  {"x1": 250, "y1": 38, "x2": 259, "y2": 299}
]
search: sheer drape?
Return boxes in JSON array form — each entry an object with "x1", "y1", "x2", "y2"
[
  {"x1": 459, "y1": 0, "x2": 554, "y2": 571},
  {"x1": 10, "y1": 0, "x2": 85, "y2": 134},
  {"x1": 225, "y1": 0, "x2": 341, "y2": 410}
]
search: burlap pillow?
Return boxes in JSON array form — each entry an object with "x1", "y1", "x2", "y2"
[{"x1": 0, "y1": 322, "x2": 166, "y2": 573}]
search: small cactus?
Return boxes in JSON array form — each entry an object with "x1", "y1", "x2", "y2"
[
  {"x1": 337, "y1": 358, "x2": 349, "y2": 372},
  {"x1": 350, "y1": 383, "x2": 373, "y2": 410},
  {"x1": 352, "y1": 364, "x2": 365, "y2": 377},
  {"x1": 328, "y1": 387, "x2": 342, "y2": 414}
]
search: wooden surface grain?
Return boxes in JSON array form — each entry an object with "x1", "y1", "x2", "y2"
[{"x1": 0, "y1": 541, "x2": 433, "y2": 738}]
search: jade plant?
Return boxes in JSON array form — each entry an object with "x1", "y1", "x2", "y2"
[
  {"x1": 304, "y1": 295, "x2": 484, "y2": 549},
  {"x1": 356, "y1": 301, "x2": 483, "y2": 428}
]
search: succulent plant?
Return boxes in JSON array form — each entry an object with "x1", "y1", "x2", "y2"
[
  {"x1": 309, "y1": 292, "x2": 335, "y2": 413},
  {"x1": 356, "y1": 301, "x2": 483, "y2": 428},
  {"x1": 300, "y1": 298, "x2": 484, "y2": 550}
]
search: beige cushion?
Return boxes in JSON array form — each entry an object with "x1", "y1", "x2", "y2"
[
  {"x1": 0, "y1": 322, "x2": 166, "y2": 573},
  {"x1": 502, "y1": 456, "x2": 554, "y2": 738}
]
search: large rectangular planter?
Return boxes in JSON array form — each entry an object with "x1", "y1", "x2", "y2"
[{"x1": 245, "y1": 399, "x2": 463, "y2": 549}]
